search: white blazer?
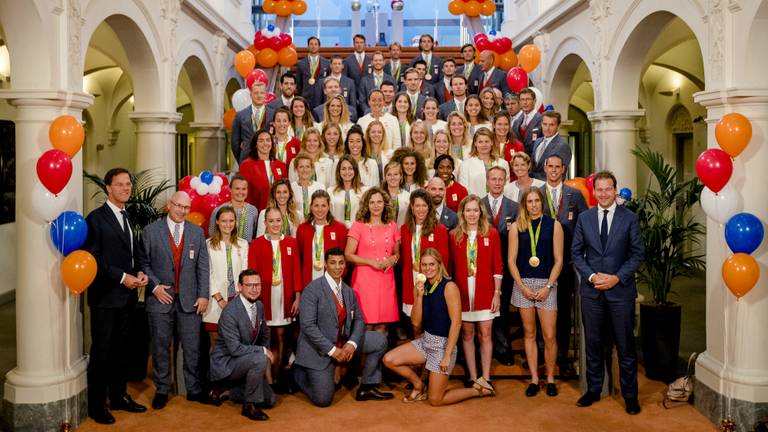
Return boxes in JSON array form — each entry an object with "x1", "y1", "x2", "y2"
[
  {"x1": 458, "y1": 157, "x2": 510, "y2": 197},
  {"x1": 429, "y1": 120, "x2": 447, "y2": 135},
  {"x1": 291, "y1": 181, "x2": 326, "y2": 219},
  {"x1": 203, "y1": 237, "x2": 249, "y2": 324},
  {"x1": 390, "y1": 189, "x2": 411, "y2": 227},
  {"x1": 357, "y1": 112, "x2": 402, "y2": 150},
  {"x1": 329, "y1": 186, "x2": 368, "y2": 228},
  {"x1": 288, "y1": 155, "x2": 334, "y2": 188},
  {"x1": 255, "y1": 208, "x2": 301, "y2": 237},
  {"x1": 330, "y1": 157, "x2": 380, "y2": 189},
  {"x1": 503, "y1": 178, "x2": 546, "y2": 203}
]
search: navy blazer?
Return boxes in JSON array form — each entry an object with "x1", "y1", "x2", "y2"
[
  {"x1": 321, "y1": 75, "x2": 358, "y2": 113},
  {"x1": 209, "y1": 298, "x2": 269, "y2": 382},
  {"x1": 439, "y1": 206, "x2": 459, "y2": 232},
  {"x1": 482, "y1": 195, "x2": 519, "y2": 269},
  {"x1": 342, "y1": 54, "x2": 372, "y2": 87},
  {"x1": 530, "y1": 135, "x2": 573, "y2": 180},
  {"x1": 410, "y1": 53, "x2": 443, "y2": 85},
  {"x1": 295, "y1": 55, "x2": 330, "y2": 109},
  {"x1": 457, "y1": 63, "x2": 483, "y2": 95},
  {"x1": 539, "y1": 184, "x2": 588, "y2": 263},
  {"x1": 231, "y1": 105, "x2": 276, "y2": 163},
  {"x1": 571, "y1": 205, "x2": 644, "y2": 301},
  {"x1": 383, "y1": 61, "x2": 405, "y2": 86},
  {"x1": 479, "y1": 68, "x2": 509, "y2": 95},
  {"x1": 512, "y1": 111, "x2": 543, "y2": 155},
  {"x1": 358, "y1": 72, "x2": 395, "y2": 112}
]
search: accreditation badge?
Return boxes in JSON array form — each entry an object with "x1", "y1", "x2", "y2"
[
  {"x1": 330, "y1": 232, "x2": 336, "y2": 240},
  {"x1": 287, "y1": 247, "x2": 292, "y2": 256},
  {"x1": 277, "y1": 168, "x2": 282, "y2": 175},
  {"x1": 452, "y1": 193, "x2": 458, "y2": 201},
  {"x1": 484, "y1": 238, "x2": 489, "y2": 247},
  {"x1": 428, "y1": 233, "x2": 434, "y2": 242}
]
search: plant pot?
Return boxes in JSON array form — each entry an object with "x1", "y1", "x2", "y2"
[{"x1": 640, "y1": 302, "x2": 681, "y2": 383}]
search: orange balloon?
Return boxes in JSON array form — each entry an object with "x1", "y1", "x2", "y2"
[
  {"x1": 448, "y1": 0, "x2": 464, "y2": 15},
  {"x1": 277, "y1": 46, "x2": 298, "y2": 67},
  {"x1": 480, "y1": 0, "x2": 496, "y2": 15},
  {"x1": 257, "y1": 48, "x2": 278, "y2": 68},
  {"x1": 186, "y1": 211, "x2": 206, "y2": 227},
  {"x1": 464, "y1": 0, "x2": 480, "y2": 17},
  {"x1": 49, "y1": 115, "x2": 85, "y2": 157},
  {"x1": 565, "y1": 178, "x2": 590, "y2": 204},
  {"x1": 61, "y1": 250, "x2": 97, "y2": 295},
  {"x1": 234, "y1": 50, "x2": 256, "y2": 78},
  {"x1": 722, "y1": 253, "x2": 759, "y2": 299},
  {"x1": 247, "y1": 44, "x2": 259, "y2": 58},
  {"x1": 518, "y1": 44, "x2": 541, "y2": 73},
  {"x1": 262, "y1": 0, "x2": 276, "y2": 13},
  {"x1": 498, "y1": 50, "x2": 517, "y2": 71},
  {"x1": 223, "y1": 108, "x2": 236, "y2": 130},
  {"x1": 292, "y1": 0, "x2": 307, "y2": 15},
  {"x1": 274, "y1": 1, "x2": 292, "y2": 17},
  {"x1": 715, "y1": 113, "x2": 752, "y2": 158}
]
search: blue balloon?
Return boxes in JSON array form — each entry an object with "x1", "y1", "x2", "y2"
[
  {"x1": 267, "y1": 24, "x2": 275, "y2": 31},
  {"x1": 199, "y1": 170, "x2": 214, "y2": 185},
  {"x1": 725, "y1": 213, "x2": 764, "y2": 254},
  {"x1": 619, "y1": 187, "x2": 633, "y2": 201},
  {"x1": 545, "y1": 104, "x2": 555, "y2": 111},
  {"x1": 50, "y1": 211, "x2": 88, "y2": 256},
  {"x1": 489, "y1": 30, "x2": 497, "y2": 36}
]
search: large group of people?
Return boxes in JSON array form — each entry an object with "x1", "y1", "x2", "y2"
[{"x1": 83, "y1": 34, "x2": 645, "y2": 425}]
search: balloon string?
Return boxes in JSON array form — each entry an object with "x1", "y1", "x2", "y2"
[{"x1": 718, "y1": 225, "x2": 733, "y2": 421}]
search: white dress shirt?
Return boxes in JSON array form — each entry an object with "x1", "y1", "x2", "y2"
[
  {"x1": 166, "y1": 216, "x2": 184, "y2": 243},
  {"x1": 588, "y1": 201, "x2": 618, "y2": 283},
  {"x1": 239, "y1": 294, "x2": 269, "y2": 354}
]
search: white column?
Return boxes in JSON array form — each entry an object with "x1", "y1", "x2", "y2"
[
  {"x1": 0, "y1": 90, "x2": 93, "y2": 429},
  {"x1": 129, "y1": 111, "x2": 182, "y2": 183},
  {"x1": 189, "y1": 122, "x2": 225, "y2": 173},
  {"x1": 693, "y1": 88, "x2": 768, "y2": 415},
  {"x1": 587, "y1": 109, "x2": 645, "y2": 192}
]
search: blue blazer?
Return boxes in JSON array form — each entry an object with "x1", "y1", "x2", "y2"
[
  {"x1": 530, "y1": 135, "x2": 573, "y2": 180},
  {"x1": 231, "y1": 105, "x2": 275, "y2": 163},
  {"x1": 571, "y1": 205, "x2": 644, "y2": 301},
  {"x1": 439, "y1": 206, "x2": 459, "y2": 232},
  {"x1": 210, "y1": 298, "x2": 269, "y2": 382}
]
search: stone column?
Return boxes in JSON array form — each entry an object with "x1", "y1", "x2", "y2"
[
  {"x1": 128, "y1": 111, "x2": 182, "y2": 183},
  {"x1": 587, "y1": 109, "x2": 645, "y2": 192},
  {"x1": 693, "y1": 88, "x2": 768, "y2": 428},
  {"x1": 0, "y1": 90, "x2": 93, "y2": 431},
  {"x1": 189, "y1": 122, "x2": 225, "y2": 173}
]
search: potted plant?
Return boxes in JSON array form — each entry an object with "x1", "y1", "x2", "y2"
[{"x1": 625, "y1": 147, "x2": 705, "y2": 382}]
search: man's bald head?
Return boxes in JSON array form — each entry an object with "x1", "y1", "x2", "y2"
[
  {"x1": 426, "y1": 177, "x2": 446, "y2": 207},
  {"x1": 167, "y1": 190, "x2": 192, "y2": 223}
]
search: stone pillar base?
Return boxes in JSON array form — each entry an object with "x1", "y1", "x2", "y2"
[
  {"x1": 2, "y1": 388, "x2": 87, "y2": 432},
  {"x1": 694, "y1": 378, "x2": 768, "y2": 432}
]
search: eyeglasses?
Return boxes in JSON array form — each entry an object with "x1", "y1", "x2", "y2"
[
  {"x1": 170, "y1": 201, "x2": 191, "y2": 211},
  {"x1": 241, "y1": 283, "x2": 260, "y2": 288}
]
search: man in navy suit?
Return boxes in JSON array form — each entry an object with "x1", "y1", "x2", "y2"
[
  {"x1": 358, "y1": 51, "x2": 394, "y2": 114},
  {"x1": 343, "y1": 34, "x2": 371, "y2": 87},
  {"x1": 434, "y1": 58, "x2": 457, "y2": 105},
  {"x1": 571, "y1": 171, "x2": 644, "y2": 415},
  {"x1": 410, "y1": 34, "x2": 442, "y2": 86},
  {"x1": 427, "y1": 177, "x2": 458, "y2": 232},
  {"x1": 481, "y1": 167, "x2": 520, "y2": 364},
  {"x1": 295, "y1": 36, "x2": 330, "y2": 110},
  {"x1": 231, "y1": 81, "x2": 275, "y2": 163},
  {"x1": 539, "y1": 155, "x2": 588, "y2": 374},
  {"x1": 477, "y1": 50, "x2": 509, "y2": 96},
  {"x1": 530, "y1": 111, "x2": 573, "y2": 180},
  {"x1": 325, "y1": 57, "x2": 358, "y2": 111},
  {"x1": 402, "y1": 67, "x2": 429, "y2": 119},
  {"x1": 457, "y1": 43, "x2": 483, "y2": 96},
  {"x1": 439, "y1": 75, "x2": 469, "y2": 120},
  {"x1": 383, "y1": 42, "x2": 405, "y2": 87},
  {"x1": 267, "y1": 72, "x2": 296, "y2": 111},
  {"x1": 512, "y1": 88, "x2": 542, "y2": 155}
]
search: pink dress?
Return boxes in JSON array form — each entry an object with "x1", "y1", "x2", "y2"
[{"x1": 348, "y1": 221, "x2": 401, "y2": 324}]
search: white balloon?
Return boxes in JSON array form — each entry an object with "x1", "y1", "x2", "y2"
[
  {"x1": 190, "y1": 177, "x2": 202, "y2": 189},
  {"x1": 232, "y1": 89, "x2": 251, "y2": 112},
  {"x1": 30, "y1": 182, "x2": 69, "y2": 222},
  {"x1": 196, "y1": 183, "x2": 210, "y2": 196},
  {"x1": 700, "y1": 184, "x2": 740, "y2": 224},
  {"x1": 530, "y1": 87, "x2": 544, "y2": 112},
  {"x1": 209, "y1": 183, "x2": 222, "y2": 195},
  {"x1": 212, "y1": 176, "x2": 223, "y2": 186},
  {"x1": 273, "y1": 28, "x2": 281, "y2": 37}
]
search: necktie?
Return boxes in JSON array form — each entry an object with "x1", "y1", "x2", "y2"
[
  {"x1": 375, "y1": 74, "x2": 382, "y2": 88},
  {"x1": 173, "y1": 223, "x2": 181, "y2": 246},
  {"x1": 492, "y1": 198, "x2": 499, "y2": 219},
  {"x1": 226, "y1": 244, "x2": 235, "y2": 298},
  {"x1": 456, "y1": 100, "x2": 464, "y2": 114},
  {"x1": 535, "y1": 138, "x2": 549, "y2": 164},
  {"x1": 551, "y1": 188, "x2": 559, "y2": 213},
  {"x1": 250, "y1": 303, "x2": 258, "y2": 328},
  {"x1": 120, "y1": 210, "x2": 131, "y2": 246},
  {"x1": 600, "y1": 209, "x2": 609, "y2": 248},
  {"x1": 332, "y1": 282, "x2": 343, "y2": 304}
]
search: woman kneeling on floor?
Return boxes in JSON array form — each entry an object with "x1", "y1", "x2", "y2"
[{"x1": 383, "y1": 248, "x2": 495, "y2": 405}]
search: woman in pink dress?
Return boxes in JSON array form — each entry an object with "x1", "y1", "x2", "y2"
[{"x1": 344, "y1": 186, "x2": 401, "y2": 335}]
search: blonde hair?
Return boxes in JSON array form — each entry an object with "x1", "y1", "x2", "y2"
[
  {"x1": 516, "y1": 187, "x2": 546, "y2": 232},
  {"x1": 300, "y1": 127, "x2": 325, "y2": 157},
  {"x1": 365, "y1": 120, "x2": 390, "y2": 154},
  {"x1": 408, "y1": 120, "x2": 434, "y2": 167},
  {"x1": 321, "y1": 122, "x2": 344, "y2": 158},
  {"x1": 469, "y1": 127, "x2": 500, "y2": 160},
  {"x1": 432, "y1": 129, "x2": 451, "y2": 160},
  {"x1": 446, "y1": 112, "x2": 471, "y2": 158},
  {"x1": 381, "y1": 160, "x2": 404, "y2": 189},
  {"x1": 210, "y1": 206, "x2": 241, "y2": 251},
  {"x1": 419, "y1": 247, "x2": 450, "y2": 279},
  {"x1": 323, "y1": 94, "x2": 351, "y2": 126},
  {"x1": 292, "y1": 152, "x2": 316, "y2": 174},
  {"x1": 452, "y1": 194, "x2": 490, "y2": 243},
  {"x1": 511, "y1": 151, "x2": 532, "y2": 173}
]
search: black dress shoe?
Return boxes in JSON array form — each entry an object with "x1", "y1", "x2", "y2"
[
  {"x1": 187, "y1": 392, "x2": 218, "y2": 406},
  {"x1": 110, "y1": 395, "x2": 147, "y2": 413},
  {"x1": 576, "y1": 391, "x2": 600, "y2": 407},
  {"x1": 545, "y1": 383, "x2": 558, "y2": 397},
  {"x1": 496, "y1": 352, "x2": 515, "y2": 366},
  {"x1": 525, "y1": 382, "x2": 540, "y2": 397},
  {"x1": 208, "y1": 388, "x2": 227, "y2": 406},
  {"x1": 241, "y1": 402, "x2": 269, "y2": 421},
  {"x1": 151, "y1": 393, "x2": 168, "y2": 410},
  {"x1": 625, "y1": 397, "x2": 641, "y2": 415},
  {"x1": 355, "y1": 386, "x2": 394, "y2": 401},
  {"x1": 89, "y1": 408, "x2": 115, "y2": 425}
]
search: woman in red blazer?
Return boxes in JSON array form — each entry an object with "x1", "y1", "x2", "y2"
[
  {"x1": 295, "y1": 189, "x2": 348, "y2": 289},
  {"x1": 434, "y1": 154, "x2": 468, "y2": 213},
  {"x1": 400, "y1": 189, "x2": 450, "y2": 317},
  {"x1": 238, "y1": 129, "x2": 288, "y2": 210},
  {"x1": 248, "y1": 207, "x2": 301, "y2": 391},
  {"x1": 450, "y1": 194, "x2": 502, "y2": 393}
]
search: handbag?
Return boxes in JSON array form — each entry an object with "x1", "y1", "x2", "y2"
[{"x1": 663, "y1": 352, "x2": 698, "y2": 408}]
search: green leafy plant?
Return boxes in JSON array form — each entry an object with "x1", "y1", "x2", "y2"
[
  {"x1": 625, "y1": 147, "x2": 705, "y2": 305},
  {"x1": 84, "y1": 169, "x2": 174, "y2": 234}
]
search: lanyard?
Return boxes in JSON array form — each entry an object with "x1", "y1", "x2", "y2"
[
  {"x1": 302, "y1": 187, "x2": 309, "y2": 217},
  {"x1": 235, "y1": 204, "x2": 246, "y2": 239},
  {"x1": 467, "y1": 235, "x2": 477, "y2": 274},
  {"x1": 344, "y1": 190, "x2": 351, "y2": 221},
  {"x1": 411, "y1": 226, "x2": 421, "y2": 267},
  {"x1": 265, "y1": 161, "x2": 273, "y2": 184},
  {"x1": 313, "y1": 224, "x2": 324, "y2": 264},
  {"x1": 425, "y1": 277, "x2": 441, "y2": 296},
  {"x1": 393, "y1": 193, "x2": 400, "y2": 221},
  {"x1": 547, "y1": 188, "x2": 559, "y2": 219},
  {"x1": 529, "y1": 218, "x2": 542, "y2": 260},
  {"x1": 269, "y1": 237, "x2": 282, "y2": 281},
  {"x1": 282, "y1": 214, "x2": 290, "y2": 235}
]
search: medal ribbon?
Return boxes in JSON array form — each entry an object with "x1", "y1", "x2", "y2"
[
  {"x1": 424, "y1": 277, "x2": 441, "y2": 296},
  {"x1": 310, "y1": 57, "x2": 319, "y2": 79},
  {"x1": 302, "y1": 187, "x2": 309, "y2": 217},
  {"x1": 236, "y1": 204, "x2": 246, "y2": 239},
  {"x1": 547, "y1": 189, "x2": 560, "y2": 219},
  {"x1": 344, "y1": 190, "x2": 351, "y2": 221},
  {"x1": 529, "y1": 218, "x2": 542, "y2": 262},
  {"x1": 467, "y1": 236, "x2": 477, "y2": 275},
  {"x1": 411, "y1": 228, "x2": 421, "y2": 268},
  {"x1": 393, "y1": 193, "x2": 399, "y2": 222},
  {"x1": 271, "y1": 237, "x2": 281, "y2": 282},
  {"x1": 313, "y1": 224, "x2": 323, "y2": 265},
  {"x1": 282, "y1": 214, "x2": 290, "y2": 235}
]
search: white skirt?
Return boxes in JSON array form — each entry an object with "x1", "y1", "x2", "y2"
[
  {"x1": 461, "y1": 276, "x2": 500, "y2": 322},
  {"x1": 268, "y1": 281, "x2": 294, "y2": 326}
]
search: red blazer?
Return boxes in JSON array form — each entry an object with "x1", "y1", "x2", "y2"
[
  {"x1": 248, "y1": 235, "x2": 302, "y2": 320},
  {"x1": 449, "y1": 228, "x2": 502, "y2": 312},
  {"x1": 238, "y1": 159, "x2": 288, "y2": 210},
  {"x1": 295, "y1": 221, "x2": 348, "y2": 288},
  {"x1": 282, "y1": 137, "x2": 302, "y2": 168},
  {"x1": 445, "y1": 181, "x2": 468, "y2": 213},
  {"x1": 400, "y1": 223, "x2": 450, "y2": 306}
]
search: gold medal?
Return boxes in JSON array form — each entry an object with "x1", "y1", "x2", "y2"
[
  {"x1": 272, "y1": 277, "x2": 281, "y2": 286},
  {"x1": 469, "y1": 264, "x2": 476, "y2": 276},
  {"x1": 529, "y1": 256, "x2": 540, "y2": 268},
  {"x1": 313, "y1": 260, "x2": 323, "y2": 270},
  {"x1": 425, "y1": 73, "x2": 432, "y2": 81},
  {"x1": 308, "y1": 78, "x2": 316, "y2": 85}
]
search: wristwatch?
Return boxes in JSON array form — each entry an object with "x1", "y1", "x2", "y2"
[{"x1": 545, "y1": 284, "x2": 554, "y2": 290}]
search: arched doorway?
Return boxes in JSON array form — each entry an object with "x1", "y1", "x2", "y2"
[{"x1": 175, "y1": 53, "x2": 218, "y2": 178}]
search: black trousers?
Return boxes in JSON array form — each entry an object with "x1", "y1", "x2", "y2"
[
  {"x1": 556, "y1": 265, "x2": 576, "y2": 364},
  {"x1": 492, "y1": 272, "x2": 514, "y2": 356},
  {"x1": 87, "y1": 306, "x2": 132, "y2": 410}
]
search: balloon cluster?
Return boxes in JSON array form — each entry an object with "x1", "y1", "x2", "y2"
[
  {"x1": 694, "y1": 113, "x2": 761, "y2": 299},
  {"x1": 473, "y1": 32, "x2": 516, "y2": 70},
  {"x1": 178, "y1": 171, "x2": 232, "y2": 232},
  {"x1": 34, "y1": 115, "x2": 97, "y2": 295},
  {"x1": 252, "y1": 25, "x2": 298, "y2": 69},
  {"x1": 262, "y1": 0, "x2": 307, "y2": 17},
  {"x1": 504, "y1": 44, "x2": 541, "y2": 93},
  {"x1": 448, "y1": 0, "x2": 496, "y2": 17}
]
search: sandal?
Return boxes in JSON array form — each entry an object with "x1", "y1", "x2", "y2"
[
  {"x1": 474, "y1": 377, "x2": 496, "y2": 395},
  {"x1": 472, "y1": 381, "x2": 495, "y2": 397},
  {"x1": 402, "y1": 386, "x2": 428, "y2": 403}
]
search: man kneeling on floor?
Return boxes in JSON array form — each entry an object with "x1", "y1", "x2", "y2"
[
  {"x1": 209, "y1": 269, "x2": 276, "y2": 421},
  {"x1": 293, "y1": 248, "x2": 393, "y2": 407}
]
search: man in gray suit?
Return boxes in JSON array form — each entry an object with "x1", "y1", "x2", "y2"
[
  {"x1": 267, "y1": 72, "x2": 296, "y2": 111},
  {"x1": 343, "y1": 34, "x2": 372, "y2": 87},
  {"x1": 293, "y1": 248, "x2": 393, "y2": 407},
  {"x1": 439, "y1": 76, "x2": 469, "y2": 120},
  {"x1": 209, "y1": 269, "x2": 275, "y2": 421},
  {"x1": 358, "y1": 51, "x2": 394, "y2": 114},
  {"x1": 540, "y1": 154, "x2": 588, "y2": 375},
  {"x1": 231, "y1": 81, "x2": 275, "y2": 163},
  {"x1": 530, "y1": 111, "x2": 572, "y2": 180},
  {"x1": 426, "y1": 177, "x2": 458, "y2": 232},
  {"x1": 457, "y1": 43, "x2": 483, "y2": 96},
  {"x1": 481, "y1": 167, "x2": 520, "y2": 365},
  {"x1": 512, "y1": 88, "x2": 543, "y2": 155},
  {"x1": 141, "y1": 191, "x2": 214, "y2": 409}
]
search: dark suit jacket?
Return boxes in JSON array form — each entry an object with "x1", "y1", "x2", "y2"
[
  {"x1": 439, "y1": 206, "x2": 459, "y2": 232},
  {"x1": 410, "y1": 53, "x2": 443, "y2": 85},
  {"x1": 399, "y1": 92, "x2": 429, "y2": 119},
  {"x1": 321, "y1": 75, "x2": 358, "y2": 113},
  {"x1": 358, "y1": 72, "x2": 395, "y2": 112},
  {"x1": 343, "y1": 54, "x2": 372, "y2": 87},
  {"x1": 84, "y1": 203, "x2": 145, "y2": 308},
  {"x1": 384, "y1": 61, "x2": 405, "y2": 86},
  {"x1": 312, "y1": 103, "x2": 358, "y2": 123},
  {"x1": 209, "y1": 298, "x2": 269, "y2": 382},
  {"x1": 539, "y1": 184, "x2": 588, "y2": 263},
  {"x1": 512, "y1": 111, "x2": 543, "y2": 155},
  {"x1": 267, "y1": 96, "x2": 291, "y2": 111},
  {"x1": 571, "y1": 205, "x2": 644, "y2": 301},
  {"x1": 439, "y1": 98, "x2": 466, "y2": 121},
  {"x1": 295, "y1": 55, "x2": 331, "y2": 109},
  {"x1": 457, "y1": 63, "x2": 483, "y2": 95},
  {"x1": 433, "y1": 79, "x2": 453, "y2": 105},
  {"x1": 231, "y1": 105, "x2": 276, "y2": 163},
  {"x1": 482, "y1": 195, "x2": 519, "y2": 270},
  {"x1": 141, "y1": 219, "x2": 210, "y2": 314},
  {"x1": 530, "y1": 135, "x2": 573, "y2": 180},
  {"x1": 479, "y1": 68, "x2": 509, "y2": 95},
  {"x1": 295, "y1": 276, "x2": 364, "y2": 371}
]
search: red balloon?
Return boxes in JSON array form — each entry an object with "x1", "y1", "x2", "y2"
[
  {"x1": 246, "y1": 68, "x2": 269, "y2": 90},
  {"x1": 586, "y1": 173, "x2": 598, "y2": 207},
  {"x1": 498, "y1": 37, "x2": 512, "y2": 53},
  {"x1": 184, "y1": 189, "x2": 203, "y2": 213},
  {"x1": 254, "y1": 32, "x2": 268, "y2": 50},
  {"x1": 215, "y1": 173, "x2": 229, "y2": 187},
  {"x1": 200, "y1": 193, "x2": 220, "y2": 218},
  {"x1": 217, "y1": 185, "x2": 232, "y2": 205},
  {"x1": 179, "y1": 175, "x2": 192, "y2": 191},
  {"x1": 267, "y1": 36, "x2": 282, "y2": 51},
  {"x1": 36, "y1": 149, "x2": 72, "y2": 195},
  {"x1": 695, "y1": 149, "x2": 733, "y2": 193},
  {"x1": 278, "y1": 33, "x2": 293, "y2": 49},
  {"x1": 265, "y1": 92, "x2": 277, "y2": 104},
  {"x1": 506, "y1": 67, "x2": 529, "y2": 93},
  {"x1": 476, "y1": 38, "x2": 491, "y2": 52},
  {"x1": 473, "y1": 33, "x2": 488, "y2": 46}
]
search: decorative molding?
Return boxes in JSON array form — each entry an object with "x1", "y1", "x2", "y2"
[
  {"x1": 67, "y1": 0, "x2": 85, "y2": 89},
  {"x1": 670, "y1": 106, "x2": 694, "y2": 134},
  {"x1": 213, "y1": 31, "x2": 229, "y2": 115},
  {"x1": 51, "y1": 0, "x2": 64, "y2": 15},
  {"x1": 589, "y1": 0, "x2": 613, "y2": 101},
  {"x1": 161, "y1": 0, "x2": 182, "y2": 64},
  {"x1": 704, "y1": 0, "x2": 724, "y2": 83}
]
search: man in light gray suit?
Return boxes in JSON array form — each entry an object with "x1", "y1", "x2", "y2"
[
  {"x1": 530, "y1": 111, "x2": 572, "y2": 181},
  {"x1": 293, "y1": 248, "x2": 393, "y2": 407},
  {"x1": 427, "y1": 177, "x2": 459, "y2": 232},
  {"x1": 231, "y1": 81, "x2": 275, "y2": 163},
  {"x1": 209, "y1": 269, "x2": 275, "y2": 421},
  {"x1": 141, "y1": 191, "x2": 214, "y2": 410}
]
